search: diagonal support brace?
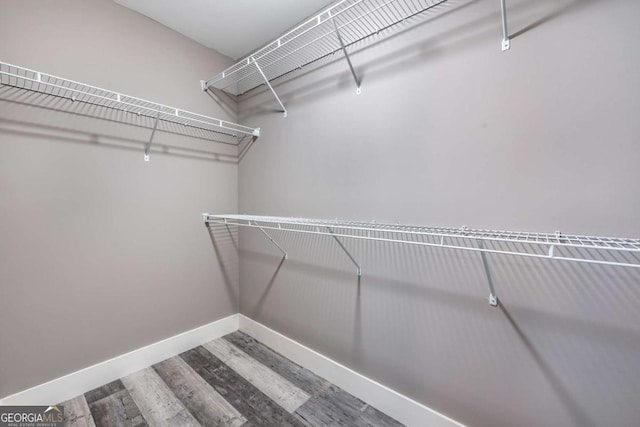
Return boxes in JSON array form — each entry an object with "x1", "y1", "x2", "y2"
[
  {"x1": 144, "y1": 112, "x2": 160, "y2": 161},
  {"x1": 238, "y1": 134, "x2": 258, "y2": 163},
  {"x1": 255, "y1": 221, "x2": 288, "y2": 259},
  {"x1": 327, "y1": 227, "x2": 362, "y2": 276},
  {"x1": 477, "y1": 240, "x2": 498, "y2": 306},
  {"x1": 331, "y1": 18, "x2": 362, "y2": 95},
  {"x1": 251, "y1": 57, "x2": 288, "y2": 117},
  {"x1": 500, "y1": 0, "x2": 510, "y2": 51}
]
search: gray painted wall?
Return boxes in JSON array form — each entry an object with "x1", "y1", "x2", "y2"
[
  {"x1": 0, "y1": 0, "x2": 241, "y2": 397},
  {"x1": 237, "y1": 0, "x2": 640, "y2": 426}
]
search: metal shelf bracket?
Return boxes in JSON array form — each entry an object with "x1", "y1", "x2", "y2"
[
  {"x1": 144, "y1": 112, "x2": 160, "y2": 162},
  {"x1": 254, "y1": 221, "x2": 288, "y2": 259},
  {"x1": 477, "y1": 240, "x2": 499, "y2": 307},
  {"x1": 251, "y1": 57, "x2": 288, "y2": 117},
  {"x1": 331, "y1": 18, "x2": 362, "y2": 95},
  {"x1": 327, "y1": 227, "x2": 362, "y2": 276},
  {"x1": 500, "y1": 0, "x2": 510, "y2": 51},
  {"x1": 488, "y1": 292, "x2": 498, "y2": 307}
]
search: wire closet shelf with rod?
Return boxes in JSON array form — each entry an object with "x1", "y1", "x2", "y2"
[
  {"x1": 0, "y1": 61, "x2": 260, "y2": 162},
  {"x1": 203, "y1": 214, "x2": 640, "y2": 307},
  {"x1": 201, "y1": 0, "x2": 512, "y2": 117}
]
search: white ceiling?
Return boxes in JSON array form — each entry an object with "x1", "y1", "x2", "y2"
[{"x1": 113, "y1": 0, "x2": 335, "y2": 60}]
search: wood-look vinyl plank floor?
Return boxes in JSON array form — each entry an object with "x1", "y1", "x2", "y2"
[
  {"x1": 84, "y1": 380, "x2": 128, "y2": 406},
  {"x1": 295, "y1": 384, "x2": 368, "y2": 426},
  {"x1": 203, "y1": 338, "x2": 310, "y2": 413},
  {"x1": 223, "y1": 332, "x2": 330, "y2": 396},
  {"x1": 181, "y1": 346, "x2": 306, "y2": 427},
  {"x1": 121, "y1": 368, "x2": 200, "y2": 427},
  {"x1": 62, "y1": 333, "x2": 404, "y2": 427},
  {"x1": 86, "y1": 385, "x2": 147, "y2": 427},
  {"x1": 63, "y1": 395, "x2": 96, "y2": 427},
  {"x1": 355, "y1": 405, "x2": 407, "y2": 427},
  {"x1": 153, "y1": 356, "x2": 246, "y2": 427}
]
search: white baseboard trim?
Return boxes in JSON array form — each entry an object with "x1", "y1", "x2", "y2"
[
  {"x1": 2, "y1": 313, "x2": 465, "y2": 427},
  {"x1": 239, "y1": 314, "x2": 465, "y2": 427},
  {"x1": 0, "y1": 314, "x2": 239, "y2": 406}
]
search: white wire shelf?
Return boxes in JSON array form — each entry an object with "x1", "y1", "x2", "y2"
[
  {"x1": 202, "y1": 0, "x2": 511, "y2": 110},
  {"x1": 204, "y1": 214, "x2": 640, "y2": 268},
  {"x1": 204, "y1": 0, "x2": 448, "y2": 96},
  {"x1": 0, "y1": 61, "x2": 260, "y2": 140},
  {"x1": 204, "y1": 214, "x2": 639, "y2": 306}
]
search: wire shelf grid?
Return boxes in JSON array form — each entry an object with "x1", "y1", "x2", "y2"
[
  {"x1": 203, "y1": 214, "x2": 640, "y2": 268},
  {"x1": 0, "y1": 61, "x2": 259, "y2": 138},
  {"x1": 204, "y1": 0, "x2": 449, "y2": 95}
]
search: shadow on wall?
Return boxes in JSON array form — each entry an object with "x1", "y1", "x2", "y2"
[
  {"x1": 205, "y1": 222, "x2": 240, "y2": 310},
  {"x1": 509, "y1": 0, "x2": 596, "y2": 39},
  {"x1": 223, "y1": 222, "x2": 640, "y2": 425},
  {"x1": 0, "y1": 85, "x2": 257, "y2": 163},
  {"x1": 237, "y1": 0, "x2": 597, "y2": 119},
  {"x1": 499, "y1": 304, "x2": 597, "y2": 427},
  {"x1": 205, "y1": 88, "x2": 239, "y2": 118}
]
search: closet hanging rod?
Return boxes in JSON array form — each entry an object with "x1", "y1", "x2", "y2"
[
  {"x1": 203, "y1": 214, "x2": 640, "y2": 269},
  {"x1": 0, "y1": 61, "x2": 260, "y2": 138}
]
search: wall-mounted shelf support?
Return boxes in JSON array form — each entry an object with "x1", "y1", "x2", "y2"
[
  {"x1": 144, "y1": 112, "x2": 160, "y2": 162},
  {"x1": 477, "y1": 239, "x2": 498, "y2": 306},
  {"x1": 331, "y1": 17, "x2": 362, "y2": 95},
  {"x1": 251, "y1": 57, "x2": 288, "y2": 118},
  {"x1": 488, "y1": 291, "x2": 498, "y2": 306},
  {"x1": 500, "y1": 0, "x2": 510, "y2": 51},
  {"x1": 327, "y1": 227, "x2": 362, "y2": 276},
  {"x1": 254, "y1": 220, "x2": 288, "y2": 259}
]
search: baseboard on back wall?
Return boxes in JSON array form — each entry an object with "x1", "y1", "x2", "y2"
[
  {"x1": 0, "y1": 314, "x2": 239, "y2": 406},
  {"x1": 238, "y1": 314, "x2": 466, "y2": 427}
]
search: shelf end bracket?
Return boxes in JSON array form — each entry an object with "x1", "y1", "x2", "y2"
[
  {"x1": 500, "y1": 0, "x2": 510, "y2": 51},
  {"x1": 332, "y1": 19, "x2": 362, "y2": 94},
  {"x1": 488, "y1": 292, "x2": 498, "y2": 307},
  {"x1": 327, "y1": 227, "x2": 362, "y2": 276},
  {"x1": 251, "y1": 57, "x2": 288, "y2": 117}
]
